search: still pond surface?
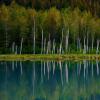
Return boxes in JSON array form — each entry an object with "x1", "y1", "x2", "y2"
[{"x1": 0, "y1": 60, "x2": 100, "y2": 100}]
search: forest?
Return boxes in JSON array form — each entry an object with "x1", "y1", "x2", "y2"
[{"x1": 0, "y1": 0, "x2": 100, "y2": 54}]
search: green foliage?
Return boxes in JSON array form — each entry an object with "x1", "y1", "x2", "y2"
[
  {"x1": 1, "y1": 0, "x2": 100, "y2": 17},
  {"x1": 0, "y1": 3, "x2": 100, "y2": 53},
  {"x1": 45, "y1": 7, "x2": 62, "y2": 38}
]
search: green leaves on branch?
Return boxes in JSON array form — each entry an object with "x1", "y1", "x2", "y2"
[{"x1": 0, "y1": 3, "x2": 100, "y2": 53}]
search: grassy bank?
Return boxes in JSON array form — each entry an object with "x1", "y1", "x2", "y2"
[{"x1": 0, "y1": 54, "x2": 100, "y2": 61}]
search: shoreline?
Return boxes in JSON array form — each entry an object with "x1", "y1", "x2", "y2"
[{"x1": 0, "y1": 54, "x2": 100, "y2": 61}]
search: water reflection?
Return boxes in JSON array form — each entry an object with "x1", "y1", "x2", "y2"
[
  {"x1": 0, "y1": 60, "x2": 100, "y2": 100},
  {"x1": 96, "y1": 60, "x2": 99, "y2": 76},
  {"x1": 65, "y1": 62, "x2": 68, "y2": 83}
]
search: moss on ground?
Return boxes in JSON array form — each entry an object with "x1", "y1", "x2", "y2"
[{"x1": 0, "y1": 54, "x2": 100, "y2": 61}]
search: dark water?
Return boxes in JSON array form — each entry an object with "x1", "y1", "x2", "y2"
[{"x1": 0, "y1": 60, "x2": 100, "y2": 100}]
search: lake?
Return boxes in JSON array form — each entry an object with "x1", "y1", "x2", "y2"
[{"x1": 0, "y1": 60, "x2": 100, "y2": 100}]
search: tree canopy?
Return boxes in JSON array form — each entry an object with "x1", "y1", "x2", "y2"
[{"x1": 0, "y1": 1, "x2": 100, "y2": 54}]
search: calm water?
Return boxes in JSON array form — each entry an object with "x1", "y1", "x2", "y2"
[{"x1": 0, "y1": 60, "x2": 100, "y2": 100}]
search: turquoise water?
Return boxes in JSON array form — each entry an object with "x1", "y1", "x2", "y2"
[{"x1": 0, "y1": 60, "x2": 100, "y2": 100}]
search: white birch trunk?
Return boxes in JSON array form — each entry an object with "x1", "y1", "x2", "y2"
[
  {"x1": 83, "y1": 37, "x2": 86, "y2": 54},
  {"x1": 33, "y1": 19, "x2": 36, "y2": 54},
  {"x1": 15, "y1": 45, "x2": 18, "y2": 54},
  {"x1": 96, "y1": 40, "x2": 99, "y2": 54},
  {"x1": 92, "y1": 36, "x2": 94, "y2": 51},
  {"x1": 86, "y1": 33, "x2": 89, "y2": 52},
  {"x1": 20, "y1": 38, "x2": 23, "y2": 54},
  {"x1": 41, "y1": 29, "x2": 43, "y2": 54},
  {"x1": 43, "y1": 38, "x2": 46, "y2": 54},
  {"x1": 12, "y1": 42, "x2": 15, "y2": 53},
  {"x1": 65, "y1": 29, "x2": 69, "y2": 52}
]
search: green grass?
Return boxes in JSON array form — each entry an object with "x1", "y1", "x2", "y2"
[{"x1": 0, "y1": 54, "x2": 100, "y2": 61}]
